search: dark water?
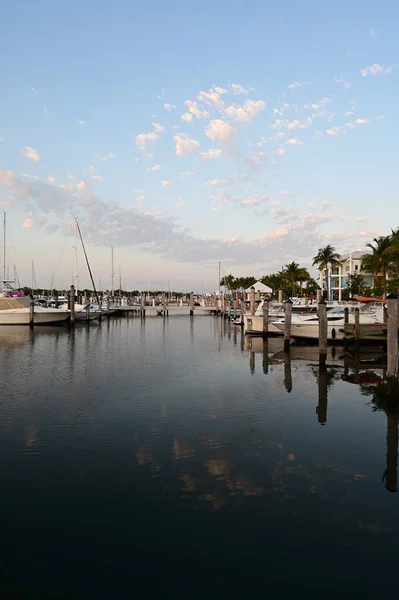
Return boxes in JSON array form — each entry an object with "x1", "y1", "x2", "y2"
[{"x1": 1, "y1": 315, "x2": 399, "y2": 597}]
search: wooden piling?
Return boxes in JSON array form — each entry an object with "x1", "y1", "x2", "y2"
[
  {"x1": 316, "y1": 288, "x2": 322, "y2": 305},
  {"x1": 318, "y1": 300, "x2": 327, "y2": 366},
  {"x1": 263, "y1": 301, "x2": 269, "y2": 334},
  {"x1": 240, "y1": 300, "x2": 245, "y2": 326},
  {"x1": 354, "y1": 308, "x2": 360, "y2": 347},
  {"x1": 344, "y1": 307, "x2": 349, "y2": 325},
  {"x1": 162, "y1": 292, "x2": 166, "y2": 316},
  {"x1": 284, "y1": 299, "x2": 292, "y2": 351},
  {"x1": 233, "y1": 299, "x2": 237, "y2": 319},
  {"x1": 278, "y1": 289, "x2": 283, "y2": 304},
  {"x1": 70, "y1": 285, "x2": 75, "y2": 325},
  {"x1": 189, "y1": 292, "x2": 194, "y2": 316},
  {"x1": 249, "y1": 286, "x2": 256, "y2": 316},
  {"x1": 387, "y1": 294, "x2": 399, "y2": 380},
  {"x1": 29, "y1": 300, "x2": 34, "y2": 328}
]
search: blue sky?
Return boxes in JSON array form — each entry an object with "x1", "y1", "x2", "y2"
[{"x1": 0, "y1": 0, "x2": 398, "y2": 290}]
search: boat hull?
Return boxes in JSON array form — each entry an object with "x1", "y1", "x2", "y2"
[{"x1": 0, "y1": 309, "x2": 70, "y2": 326}]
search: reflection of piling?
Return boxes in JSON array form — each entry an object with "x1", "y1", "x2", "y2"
[
  {"x1": 249, "y1": 351, "x2": 255, "y2": 375},
  {"x1": 284, "y1": 299, "x2": 292, "y2": 352},
  {"x1": 240, "y1": 328, "x2": 245, "y2": 352},
  {"x1": 354, "y1": 308, "x2": 360, "y2": 347},
  {"x1": 385, "y1": 412, "x2": 398, "y2": 493},
  {"x1": 317, "y1": 367, "x2": 328, "y2": 424},
  {"x1": 387, "y1": 294, "x2": 398, "y2": 380},
  {"x1": 284, "y1": 350, "x2": 292, "y2": 392},
  {"x1": 262, "y1": 339, "x2": 269, "y2": 374},
  {"x1": 189, "y1": 292, "x2": 194, "y2": 316},
  {"x1": 318, "y1": 300, "x2": 327, "y2": 366}
]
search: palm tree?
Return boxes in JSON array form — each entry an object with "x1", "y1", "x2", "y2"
[
  {"x1": 297, "y1": 267, "x2": 310, "y2": 295},
  {"x1": 285, "y1": 261, "x2": 302, "y2": 297},
  {"x1": 261, "y1": 273, "x2": 283, "y2": 297},
  {"x1": 361, "y1": 236, "x2": 393, "y2": 299},
  {"x1": 312, "y1": 245, "x2": 340, "y2": 301}
]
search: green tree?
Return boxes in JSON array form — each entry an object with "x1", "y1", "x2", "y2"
[
  {"x1": 361, "y1": 236, "x2": 393, "y2": 299},
  {"x1": 345, "y1": 273, "x2": 367, "y2": 297},
  {"x1": 284, "y1": 261, "x2": 302, "y2": 297},
  {"x1": 312, "y1": 245, "x2": 340, "y2": 300}
]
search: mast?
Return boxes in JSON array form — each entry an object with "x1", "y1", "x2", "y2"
[
  {"x1": 73, "y1": 217, "x2": 78, "y2": 290},
  {"x1": 3, "y1": 211, "x2": 6, "y2": 282},
  {"x1": 119, "y1": 265, "x2": 122, "y2": 296},
  {"x1": 218, "y1": 261, "x2": 221, "y2": 297},
  {"x1": 75, "y1": 218, "x2": 101, "y2": 308},
  {"x1": 111, "y1": 246, "x2": 114, "y2": 297}
]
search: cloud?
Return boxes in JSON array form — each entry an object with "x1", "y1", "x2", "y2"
[
  {"x1": 147, "y1": 164, "x2": 161, "y2": 172},
  {"x1": 204, "y1": 119, "x2": 233, "y2": 143},
  {"x1": 354, "y1": 118, "x2": 369, "y2": 125},
  {"x1": 77, "y1": 120, "x2": 86, "y2": 125},
  {"x1": 240, "y1": 194, "x2": 270, "y2": 208},
  {"x1": 286, "y1": 138, "x2": 303, "y2": 146},
  {"x1": 0, "y1": 136, "x2": 3, "y2": 142},
  {"x1": 360, "y1": 63, "x2": 394, "y2": 77},
  {"x1": 164, "y1": 103, "x2": 176, "y2": 111},
  {"x1": 137, "y1": 195, "x2": 147, "y2": 202},
  {"x1": 369, "y1": 29, "x2": 377, "y2": 39},
  {"x1": 334, "y1": 76, "x2": 351, "y2": 88},
  {"x1": 184, "y1": 100, "x2": 209, "y2": 119},
  {"x1": 174, "y1": 200, "x2": 184, "y2": 208},
  {"x1": 207, "y1": 179, "x2": 223, "y2": 186},
  {"x1": 48, "y1": 176, "x2": 56, "y2": 183},
  {"x1": 135, "y1": 131, "x2": 158, "y2": 153},
  {"x1": 22, "y1": 215, "x2": 46, "y2": 229},
  {"x1": 273, "y1": 148, "x2": 285, "y2": 156},
  {"x1": 173, "y1": 133, "x2": 200, "y2": 156},
  {"x1": 224, "y1": 99, "x2": 266, "y2": 122},
  {"x1": 181, "y1": 113, "x2": 193, "y2": 122},
  {"x1": 200, "y1": 148, "x2": 222, "y2": 161},
  {"x1": 21, "y1": 146, "x2": 40, "y2": 162},
  {"x1": 92, "y1": 175, "x2": 103, "y2": 181},
  {"x1": 288, "y1": 81, "x2": 306, "y2": 89},
  {"x1": 152, "y1": 122, "x2": 165, "y2": 133},
  {"x1": 197, "y1": 86, "x2": 227, "y2": 108},
  {"x1": 161, "y1": 180, "x2": 172, "y2": 187},
  {"x1": 279, "y1": 190, "x2": 290, "y2": 196},
  {"x1": 320, "y1": 200, "x2": 331, "y2": 211},
  {"x1": 93, "y1": 153, "x2": 115, "y2": 162},
  {"x1": 231, "y1": 83, "x2": 249, "y2": 95},
  {"x1": 88, "y1": 165, "x2": 96, "y2": 173}
]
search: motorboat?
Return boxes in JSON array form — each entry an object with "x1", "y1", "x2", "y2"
[
  {"x1": 272, "y1": 305, "x2": 385, "y2": 341},
  {"x1": 0, "y1": 294, "x2": 70, "y2": 325}
]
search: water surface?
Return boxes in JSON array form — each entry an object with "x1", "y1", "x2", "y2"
[{"x1": 1, "y1": 315, "x2": 398, "y2": 597}]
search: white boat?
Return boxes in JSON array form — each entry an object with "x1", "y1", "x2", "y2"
[
  {"x1": 0, "y1": 296, "x2": 70, "y2": 325},
  {"x1": 59, "y1": 302, "x2": 103, "y2": 321},
  {"x1": 272, "y1": 305, "x2": 385, "y2": 341}
]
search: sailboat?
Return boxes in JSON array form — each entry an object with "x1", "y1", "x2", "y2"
[{"x1": 0, "y1": 212, "x2": 70, "y2": 325}]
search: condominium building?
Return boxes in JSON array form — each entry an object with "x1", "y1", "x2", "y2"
[{"x1": 321, "y1": 251, "x2": 374, "y2": 301}]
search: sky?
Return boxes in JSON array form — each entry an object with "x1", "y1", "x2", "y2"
[{"x1": 0, "y1": 0, "x2": 398, "y2": 291}]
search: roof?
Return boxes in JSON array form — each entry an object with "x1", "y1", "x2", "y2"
[
  {"x1": 339, "y1": 250, "x2": 371, "y2": 262},
  {"x1": 245, "y1": 281, "x2": 273, "y2": 293}
]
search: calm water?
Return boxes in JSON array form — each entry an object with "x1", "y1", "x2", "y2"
[{"x1": 1, "y1": 315, "x2": 399, "y2": 597}]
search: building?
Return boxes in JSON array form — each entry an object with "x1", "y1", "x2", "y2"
[{"x1": 321, "y1": 251, "x2": 374, "y2": 301}]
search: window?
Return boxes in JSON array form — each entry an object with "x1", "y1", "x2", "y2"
[
  {"x1": 345, "y1": 266, "x2": 350, "y2": 272},
  {"x1": 355, "y1": 265, "x2": 358, "y2": 271},
  {"x1": 331, "y1": 267, "x2": 339, "y2": 275}
]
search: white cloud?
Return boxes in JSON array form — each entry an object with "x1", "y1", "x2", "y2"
[
  {"x1": 21, "y1": 146, "x2": 40, "y2": 162},
  {"x1": 77, "y1": 120, "x2": 86, "y2": 125},
  {"x1": 369, "y1": 29, "x2": 377, "y2": 39},
  {"x1": 153, "y1": 122, "x2": 165, "y2": 133},
  {"x1": 197, "y1": 86, "x2": 227, "y2": 108},
  {"x1": 67, "y1": 173, "x2": 75, "y2": 181},
  {"x1": 360, "y1": 63, "x2": 394, "y2": 77},
  {"x1": 174, "y1": 200, "x2": 184, "y2": 208},
  {"x1": 231, "y1": 83, "x2": 249, "y2": 95},
  {"x1": 88, "y1": 165, "x2": 96, "y2": 173},
  {"x1": 181, "y1": 112, "x2": 193, "y2": 122},
  {"x1": 224, "y1": 99, "x2": 266, "y2": 122},
  {"x1": 164, "y1": 103, "x2": 176, "y2": 111},
  {"x1": 208, "y1": 179, "x2": 223, "y2": 186},
  {"x1": 48, "y1": 176, "x2": 56, "y2": 183},
  {"x1": 173, "y1": 133, "x2": 200, "y2": 156},
  {"x1": 320, "y1": 200, "x2": 331, "y2": 211},
  {"x1": 354, "y1": 118, "x2": 369, "y2": 125},
  {"x1": 289, "y1": 81, "x2": 306, "y2": 89},
  {"x1": 286, "y1": 138, "x2": 303, "y2": 146},
  {"x1": 334, "y1": 76, "x2": 351, "y2": 88},
  {"x1": 92, "y1": 175, "x2": 103, "y2": 181},
  {"x1": 135, "y1": 131, "x2": 158, "y2": 153},
  {"x1": 184, "y1": 100, "x2": 209, "y2": 119},
  {"x1": 161, "y1": 180, "x2": 172, "y2": 187},
  {"x1": 0, "y1": 136, "x2": 3, "y2": 142},
  {"x1": 137, "y1": 195, "x2": 147, "y2": 202},
  {"x1": 22, "y1": 215, "x2": 46, "y2": 229},
  {"x1": 76, "y1": 181, "x2": 88, "y2": 191},
  {"x1": 146, "y1": 164, "x2": 161, "y2": 172},
  {"x1": 205, "y1": 119, "x2": 233, "y2": 143},
  {"x1": 326, "y1": 127, "x2": 341, "y2": 137},
  {"x1": 273, "y1": 148, "x2": 285, "y2": 156},
  {"x1": 200, "y1": 148, "x2": 222, "y2": 161}
]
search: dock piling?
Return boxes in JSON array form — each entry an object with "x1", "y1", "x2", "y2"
[
  {"x1": 387, "y1": 294, "x2": 399, "y2": 380},
  {"x1": 263, "y1": 301, "x2": 269, "y2": 334},
  {"x1": 318, "y1": 300, "x2": 327, "y2": 366},
  {"x1": 29, "y1": 300, "x2": 34, "y2": 328},
  {"x1": 284, "y1": 299, "x2": 293, "y2": 351},
  {"x1": 249, "y1": 287, "x2": 255, "y2": 317}
]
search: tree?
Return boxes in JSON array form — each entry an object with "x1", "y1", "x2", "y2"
[
  {"x1": 312, "y1": 245, "x2": 340, "y2": 300},
  {"x1": 345, "y1": 273, "x2": 367, "y2": 297},
  {"x1": 361, "y1": 236, "x2": 393, "y2": 299},
  {"x1": 219, "y1": 274, "x2": 236, "y2": 290},
  {"x1": 284, "y1": 261, "x2": 302, "y2": 297}
]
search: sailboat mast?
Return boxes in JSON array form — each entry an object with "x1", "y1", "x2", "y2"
[
  {"x1": 218, "y1": 261, "x2": 221, "y2": 297},
  {"x1": 3, "y1": 212, "x2": 6, "y2": 282},
  {"x1": 111, "y1": 246, "x2": 114, "y2": 297},
  {"x1": 73, "y1": 217, "x2": 78, "y2": 290},
  {"x1": 119, "y1": 265, "x2": 121, "y2": 295}
]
